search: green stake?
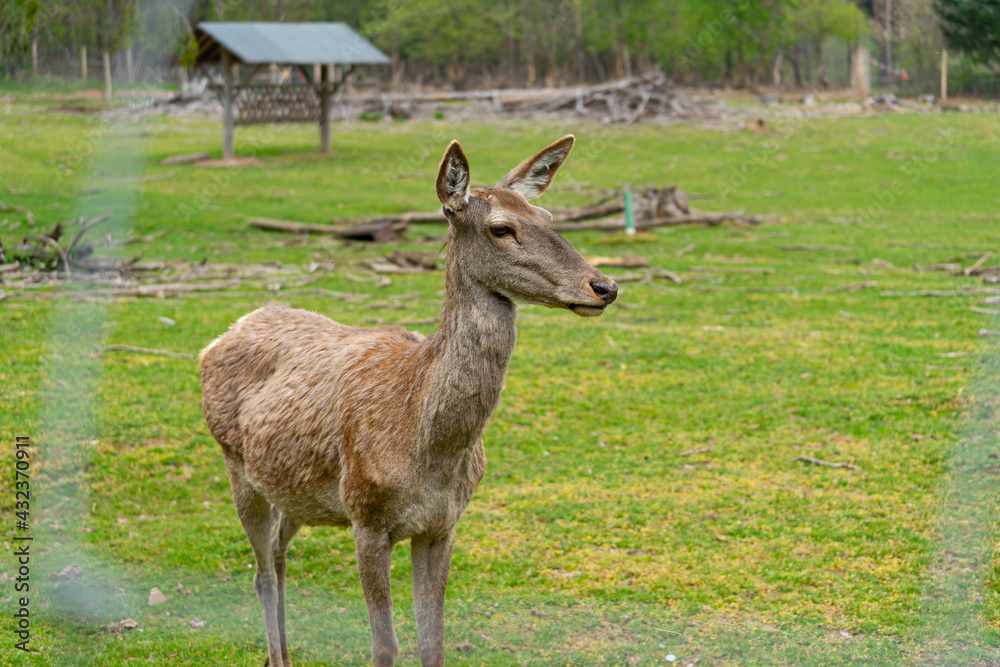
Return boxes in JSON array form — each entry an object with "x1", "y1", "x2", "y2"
[{"x1": 623, "y1": 183, "x2": 636, "y2": 235}]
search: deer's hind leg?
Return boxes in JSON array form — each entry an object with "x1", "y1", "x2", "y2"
[
  {"x1": 225, "y1": 458, "x2": 285, "y2": 667},
  {"x1": 271, "y1": 507, "x2": 301, "y2": 667}
]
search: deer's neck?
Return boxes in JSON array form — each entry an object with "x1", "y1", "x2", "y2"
[{"x1": 423, "y1": 253, "x2": 517, "y2": 451}]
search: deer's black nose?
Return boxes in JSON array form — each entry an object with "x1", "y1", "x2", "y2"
[{"x1": 591, "y1": 281, "x2": 618, "y2": 305}]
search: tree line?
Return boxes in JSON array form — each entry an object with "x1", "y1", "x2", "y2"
[{"x1": 1, "y1": 0, "x2": 995, "y2": 89}]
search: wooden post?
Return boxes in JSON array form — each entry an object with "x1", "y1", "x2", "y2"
[
  {"x1": 81, "y1": 46, "x2": 87, "y2": 81},
  {"x1": 31, "y1": 40, "x2": 37, "y2": 79},
  {"x1": 179, "y1": 65, "x2": 188, "y2": 93},
  {"x1": 320, "y1": 64, "x2": 331, "y2": 155},
  {"x1": 126, "y1": 47, "x2": 134, "y2": 83},
  {"x1": 222, "y1": 49, "x2": 235, "y2": 160},
  {"x1": 941, "y1": 49, "x2": 948, "y2": 101},
  {"x1": 852, "y1": 46, "x2": 870, "y2": 98},
  {"x1": 103, "y1": 51, "x2": 112, "y2": 102}
]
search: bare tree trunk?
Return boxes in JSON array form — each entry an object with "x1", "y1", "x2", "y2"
[
  {"x1": 787, "y1": 49, "x2": 802, "y2": 86},
  {"x1": 523, "y1": 8, "x2": 536, "y2": 87},
  {"x1": 106, "y1": 0, "x2": 115, "y2": 52},
  {"x1": 802, "y1": 43, "x2": 811, "y2": 84},
  {"x1": 574, "y1": 0, "x2": 585, "y2": 83},
  {"x1": 391, "y1": 51, "x2": 402, "y2": 87},
  {"x1": 637, "y1": 51, "x2": 649, "y2": 75},
  {"x1": 737, "y1": 40, "x2": 747, "y2": 87},
  {"x1": 816, "y1": 40, "x2": 828, "y2": 88},
  {"x1": 589, "y1": 52, "x2": 607, "y2": 82}
]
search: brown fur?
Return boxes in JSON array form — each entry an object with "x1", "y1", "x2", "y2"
[{"x1": 200, "y1": 135, "x2": 617, "y2": 667}]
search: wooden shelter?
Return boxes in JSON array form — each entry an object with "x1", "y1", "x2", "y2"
[{"x1": 194, "y1": 22, "x2": 390, "y2": 158}]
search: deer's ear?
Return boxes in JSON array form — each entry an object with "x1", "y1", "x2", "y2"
[
  {"x1": 436, "y1": 140, "x2": 471, "y2": 213},
  {"x1": 498, "y1": 134, "x2": 574, "y2": 200}
]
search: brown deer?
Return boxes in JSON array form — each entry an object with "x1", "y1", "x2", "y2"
[{"x1": 200, "y1": 135, "x2": 618, "y2": 667}]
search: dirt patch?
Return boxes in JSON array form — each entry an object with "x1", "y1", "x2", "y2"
[
  {"x1": 49, "y1": 90, "x2": 104, "y2": 101},
  {"x1": 194, "y1": 157, "x2": 264, "y2": 168},
  {"x1": 47, "y1": 105, "x2": 100, "y2": 114}
]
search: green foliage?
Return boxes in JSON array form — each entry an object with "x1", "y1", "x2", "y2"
[
  {"x1": 4, "y1": 0, "x2": 878, "y2": 89},
  {"x1": 936, "y1": 0, "x2": 1000, "y2": 67},
  {"x1": 787, "y1": 0, "x2": 867, "y2": 44},
  {"x1": 177, "y1": 32, "x2": 197, "y2": 69},
  {"x1": 0, "y1": 0, "x2": 42, "y2": 58}
]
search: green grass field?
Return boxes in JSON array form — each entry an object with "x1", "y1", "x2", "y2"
[{"x1": 2, "y1": 89, "x2": 1000, "y2": 666}]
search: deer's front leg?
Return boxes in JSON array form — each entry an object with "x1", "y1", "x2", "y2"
[
  {"x1": 411, "y1": 530, "x2": 455, "y2": 667},
  {"x1": 354, "y1": 524, "x2": 398, "y2": 667}
]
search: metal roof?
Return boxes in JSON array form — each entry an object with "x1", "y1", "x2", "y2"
[{"x1": 195, "y1": 22, "x2": 390, "y2": 65}]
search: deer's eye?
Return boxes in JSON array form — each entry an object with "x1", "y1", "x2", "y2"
[{"x1": 490, "y1": 224, "x2": 512, "y2": 237}]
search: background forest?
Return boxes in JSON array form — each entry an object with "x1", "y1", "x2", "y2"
[{"x1": 2, "y1": 0, "x2": 996, "y2": 96}]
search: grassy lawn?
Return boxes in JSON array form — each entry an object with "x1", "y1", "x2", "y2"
[{"x1": 2, "y1": 89, "x2": 1000, "y2": 665}]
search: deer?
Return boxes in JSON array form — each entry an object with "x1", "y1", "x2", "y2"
[{"x1": 199, "y1": 135, "x2": 618, "y2": 667}]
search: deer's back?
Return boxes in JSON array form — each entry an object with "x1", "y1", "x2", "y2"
[{"x1": 200, "y1": 304, "x2": 431, "y2": 525}]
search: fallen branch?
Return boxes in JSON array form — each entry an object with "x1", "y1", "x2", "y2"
[
  {"x1": 822, "y1": 281, "x2": 878, "y2": 293},
  {"x1": 780, "y1": 244, "x2": 852, "y2": 252},
  {"x1": 338, "y1": 221, "x2": 408, "y2": 242},
  {"x1": 159, "y1": 152, "x2": 210, "y2": 165},
  {"x1": 67, "y1": 214, "x2": 112, "y2": 256},
  {"x1": 23, "y1": 235, "x2": 70, "y2": 275},
  {"x1": 585, "y1": 255, "x2": 650, "y2": 269},
  {"x1": 96, "y1": 345, "x2": 194, "y2": 359},
  {"x1": 914, "y1": 263, "x2": 962, "y2": 272},
  {"x1": 91, "y1": 279, "x2": 240, "y2": 298},
  {"x1": 553, "y1": 212, "x2": 765, "y2": 232},
  {"x1": 890, "y1": 242, "x2": 992, "y2": 251},
  {"x1": 675, "y1": 243, "x2": 696, "y2": 257},
  {"x1": 329, "y1": 211, "x2": 445, "y2": 226},
  {"x1": 249, "y1": 217, "x2": 343, "y2": 234},
  {"x1": 282, "y1": 288, "x2": 370, "y2": 303},
  {"x1": 124, "y1": 228, "x2": 172, "y2": 244},
  {"x1": 651, "y1": 268, "x2": 684, "y2": 284},
  {"x1": 608, "y1": 268, "x2": 683, "y2": 284},
  {"x1": 881, "y1": 289, "x2": 1000, "y2": 297},
  {"x1": 69, "y1": 255, "x2": 137, "y2": 273},
  {"x1": 964, "y1": 253, "x2": 994, "y2": 276},
  {"x1": 689, "y1": 265, "x2": 775, "y2": 275},
  {"x1": 793, "y1": 456, "x2": 861, "y2": 471},
  {"x1": 323, "y1": 187, "x2": 700, "y2": 231}
]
